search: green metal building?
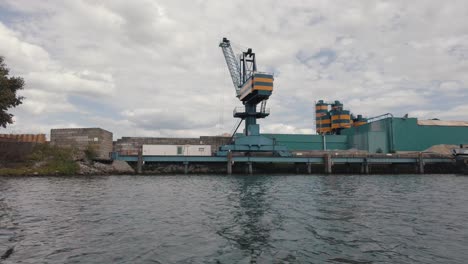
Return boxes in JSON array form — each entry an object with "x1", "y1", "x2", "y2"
[
  {"x1": 342, "y1": 117, "x2": 468, "y2": 153},
  {"x1": 262, "y1": 134, "x2": 348, "y2": 151},
  {"x1": 258, "y1": 117, "x2": 468, "y2": 153}
]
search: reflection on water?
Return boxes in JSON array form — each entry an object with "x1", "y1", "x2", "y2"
[
  {"x1": 0, "y1": 175, "x2": 467, "y2": 263},
  {"x1": 220, "y1": 177, "x2": 275, "y2": 260},
  {"x1": 0, "y1": 180, "x2": 18, "y2": 261}
]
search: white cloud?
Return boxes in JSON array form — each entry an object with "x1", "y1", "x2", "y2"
[{"x1": 0, "y1": 0, "x2": 468, "y2": 138}]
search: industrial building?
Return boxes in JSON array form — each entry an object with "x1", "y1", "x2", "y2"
[
  {"x1": 342, "y1": 117, "x2": 468, "y2": 153},
  {"x1": 232, "y1": 117, "x2": 468, "y2": 154},
  {"x1": 50, "y1": 128, "x2": 113, "y2": 160}
]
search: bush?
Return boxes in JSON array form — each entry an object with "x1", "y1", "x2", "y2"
[
  {"x1": 0, "y1": 144, "x2": 80, "y2": 175},
  {"x1": 84, "y1": 145, "x2": 99, "y2": 161},
  {"x1": 29, "y1": 144, "x2": 79, "y2": 174}
]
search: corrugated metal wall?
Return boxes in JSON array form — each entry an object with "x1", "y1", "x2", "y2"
[
  {"x1": 392, "y1": 118, "x2": 468, "y2": 151},
  {"x1": 261, "y1": 134, "x2": 348, "y2": 151},
  {"x1": 341, "y1": 117, "x2": 468, "y2": 153},
  {"x1": 342, "y1": 119, "x2": 391, "y2": 153}
]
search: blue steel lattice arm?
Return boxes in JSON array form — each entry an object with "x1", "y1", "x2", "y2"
[{"x1": 219, "y1": 38, "x2": 241, "y2": 95}]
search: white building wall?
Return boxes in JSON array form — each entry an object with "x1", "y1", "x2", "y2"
[{"x1": 142, "y1": 145, "x2": 211, "y2": 156}]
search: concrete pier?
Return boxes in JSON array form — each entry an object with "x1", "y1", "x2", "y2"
[
  {"x1": 361, "y1": 158, "x2": 369, "y2": 174},
  {"x1": 137, "y1": 149, "x2": 143, "y2": 174},
  {"x1": 247, "y1": 162, "x2": 253, "y2": 175},
  {"x1": 418, "y1": 152, "x2": 425, "y2": 174},
  {"x1": 227, "y1": 152, "x2": 233, "y2": 175},
  {"x1": 324, "y1": 154, "x2": 332, "y2": 174},
  {"x1": 184, "y1": 162, "x2": 189, "y2": 174}
]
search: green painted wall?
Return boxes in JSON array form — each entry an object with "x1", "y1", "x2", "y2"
[
  {"x1": 262, "y1": 134, "x2": 348, "y2": 151},
  {"x1": 341, "y1": 119, "x2": 392, "y2": 153},
  {"x1": 392, "y1": 118, "x2": 468, "y2": 151},
  {"x1": 342, "y1": 117, "x2": 468, "y2": 153}
]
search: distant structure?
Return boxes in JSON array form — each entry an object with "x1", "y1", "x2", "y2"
[
  {"x1": 0, "y1": 134, "x2": 46, "y2": 143},
  {"x1": 0, "y1": 134, "x2": 46, "y2": 161},
  {"x1": 50, "y1": 128, "x2": 113, "y2": 160}
]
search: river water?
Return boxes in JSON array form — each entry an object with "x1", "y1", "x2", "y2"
[{"x1": 0, "y1": 174, "x2": 467, "y2": 264}]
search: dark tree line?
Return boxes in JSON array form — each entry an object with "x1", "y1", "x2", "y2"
[{"x1": 0, "y1": 56, "x2": 24, "y2": 128}]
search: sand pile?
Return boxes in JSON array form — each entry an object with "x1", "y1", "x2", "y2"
[{"x1": 424, "y1": 144, "x2": 459, "y2": 155}]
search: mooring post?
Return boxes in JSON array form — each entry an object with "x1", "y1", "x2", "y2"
[
  {"x1": 227, "y1": 151, "x2": 233, "y2": 175},
  {"x1": 324, "y1": 154, "x2": 332, "y2": 174},
  {"x1": 184, "y1": 162, "x2": 189, "y2": 175},
  {"x1": 247, "y1": 162, "x2": 253, "y2": 175},
  {"x1": 137, "y1": 149, "x2": 143, "y2": 174},
  {"x1": 418, "y1": 152, "x2": 424, "y2": 174},
  {"x1": 307, "y1": 162, "x2": 312, "y2": 174}
]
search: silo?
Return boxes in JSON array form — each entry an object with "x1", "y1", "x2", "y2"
[
  {"x1": 331, "y1": 100, "x2": 343, "y2": 111},
  {"x1": 331, "y1": 109, "x2": 351, "y2": 130},
  {"x1": 316, "y1": 113, "x2": 332, "y2": 134},
  {"x1": 315, "y1": 100, "x2": 331, "y2": 134}
]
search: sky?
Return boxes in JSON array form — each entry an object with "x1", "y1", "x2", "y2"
[{"x1": 1, "y1": 0, "x2": 468, "y2": 139}]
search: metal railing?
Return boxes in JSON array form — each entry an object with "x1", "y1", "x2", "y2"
[
  {"x1": 367, "y1": 113, "x2": 394, "y2": 123},
  {"x1": 233, "y1": 107, "x2": 270, "y2": 115}
]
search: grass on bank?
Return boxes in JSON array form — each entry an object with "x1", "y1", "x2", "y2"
[{"x1": 0, "y1": 144, "x2": 79, "y2": 175}]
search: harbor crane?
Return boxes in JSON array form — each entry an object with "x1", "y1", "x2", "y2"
[{"x1": 217, "y1": 37, "x2": 290, "y2": 156}]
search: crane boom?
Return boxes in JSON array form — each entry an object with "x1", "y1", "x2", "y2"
[{"x1": 219, "y1": 38, "x2": 241, "y2": 95}]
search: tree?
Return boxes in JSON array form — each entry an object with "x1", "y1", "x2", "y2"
[{"x1": 0, "y1": 56, "x2": 24, "y2": 128}]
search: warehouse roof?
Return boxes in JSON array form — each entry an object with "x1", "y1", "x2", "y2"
[{"x1": 417, "y1": 120, "x2": 468, "y2": 126}]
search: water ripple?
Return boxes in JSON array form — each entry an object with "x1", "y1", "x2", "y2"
[{"x1": 0, "y1": 175, "x2": 467, "y2": 263}]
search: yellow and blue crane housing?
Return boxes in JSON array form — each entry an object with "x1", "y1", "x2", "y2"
[{"x1": 238, "y1": 73, "x2": 273, "y2": 102}]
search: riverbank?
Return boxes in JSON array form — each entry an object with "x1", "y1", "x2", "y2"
[{"x1": 0, "y1": 144, "x2": 134, "y2": 176}]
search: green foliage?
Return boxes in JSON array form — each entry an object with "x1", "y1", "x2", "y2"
[
  {"x1": 84, "y1": 145, "x2": 98, "y2": 161},
  {"x1": 0, "y1": 56, "x2": 25, "y2": 128},
  {"x1": 0, "y1": 144, "x2": 79, "y2": 175},
  {"x1": 28, "y1": 144, "x2": 79, "y2": 174}
]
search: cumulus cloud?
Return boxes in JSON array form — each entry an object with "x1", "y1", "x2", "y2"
[{"x1": 0, "y1": 0, "x2": 468, "y2": 138}]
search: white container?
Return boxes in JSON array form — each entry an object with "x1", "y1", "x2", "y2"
[
  {"x1": 185, "y1": 145, "x2": 211, "y2": 156},
  {"x1": 142, "y1": 145, "x2": 177, "y2": 155},
  {"x1": 142, "y1": 145, "x2": 211, "y2": 156}
]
